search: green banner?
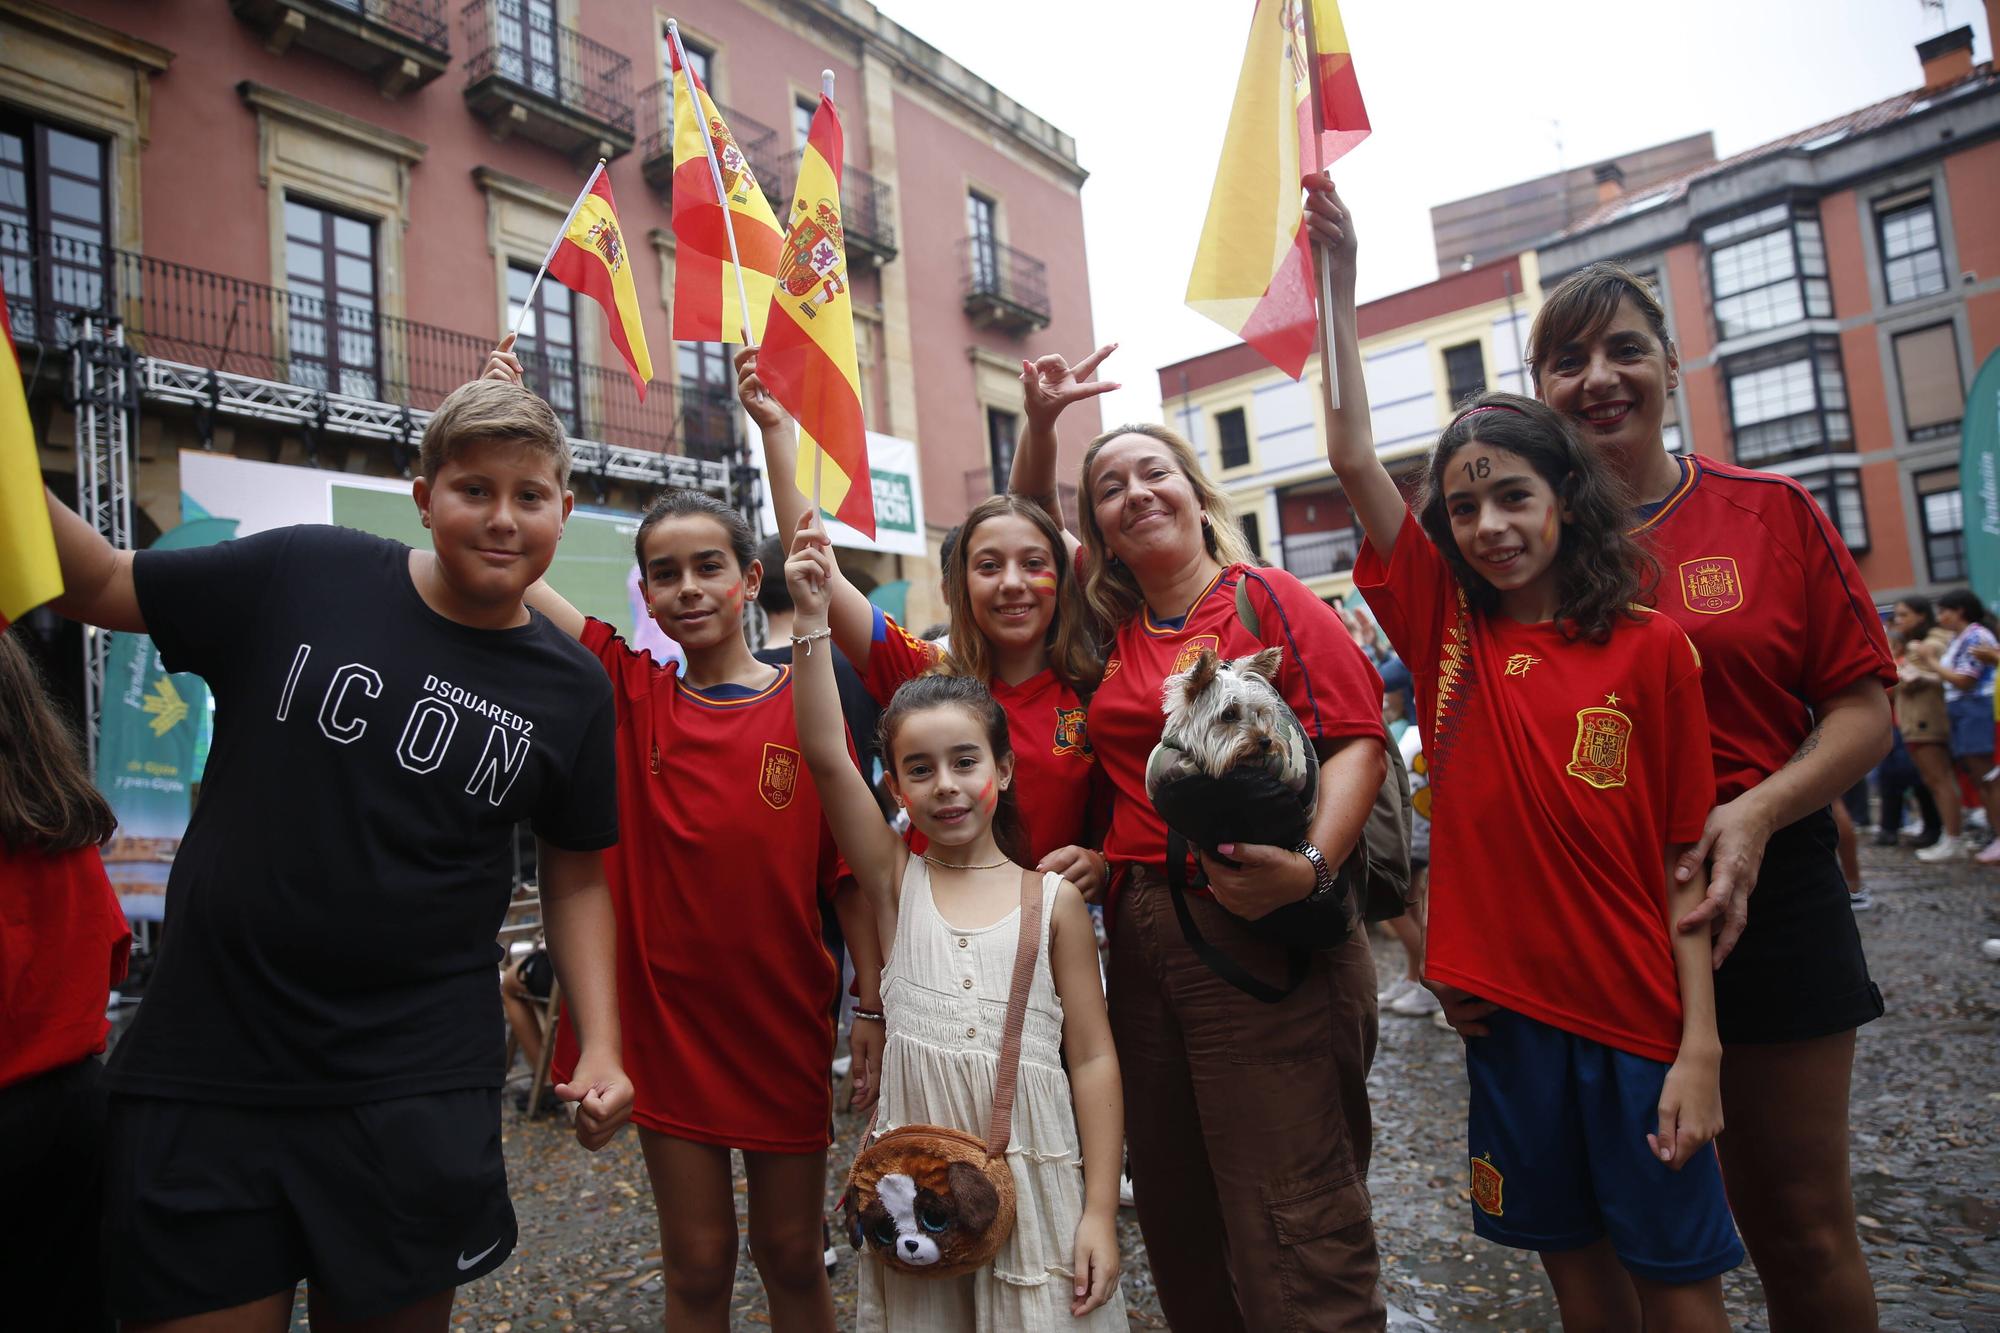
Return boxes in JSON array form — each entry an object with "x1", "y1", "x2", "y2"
[
  {"x1": 96, "y1": 517, "x2": 236, "y2": 893},
  {"x1": 1961, "y1": 347, "x2": 2000, "y2": 605}
]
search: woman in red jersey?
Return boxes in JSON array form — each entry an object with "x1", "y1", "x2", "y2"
[
  {"x1": 0, "y1": 628, "x2": 130, "y2": 1331},
  {"x1": 736, "y1": 346, "x2": 1113, "y2": 898},
  {"x1": 522, "y1": 490, "x2": 870, "y2": 1333},
  {"x1": 1392, "y1": 183, "x2": 1893, "y2": 1330},
  {"x1": 1011, "y1": 386, "x2": 1389, "y2": 1329}
]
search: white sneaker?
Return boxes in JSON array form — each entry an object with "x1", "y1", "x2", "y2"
[
  {"x1": 1901, "y1": 818, "x2": 1927, "y2": 837},
  {"x1": 1376, "y1": 977, "x2": 1418, "y2": 1007},
  {"x1": 1980, "y1": 938, "x2": 2000, "y2": 962},
  {"x1": 1848, "y1": 889, "x2": 1874, "y2": 911},
  {"x1": 1389, "y1": 984, "x2": 1442, "y2": 1017},
  {"x1": 1118, "y1": 1173, "x2": 1136, "y2": 1208},
  {"x1": 1916, "y1": 833, "x2": 1967, "y2": 863}
]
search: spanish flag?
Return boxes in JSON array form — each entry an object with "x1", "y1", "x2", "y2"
[
  {"x1": 1186, "y1": 0, "x2": 1371, "y2": 380},
  {"x1": 545, "y1": 163, "x2": 653, "y2": 400},
  {"x1": 758, "y1": 92, "x2": 874, "y2": 538},
  {"x1": 0, "y1": 270, "x2": 61, "y2": 631},
  {"x1": 668, "y1": 43, "x2": 782, "y2": 344}
]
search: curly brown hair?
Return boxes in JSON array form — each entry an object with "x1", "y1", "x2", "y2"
[{"x1": 1416, "y1": 392, "x2": 1657, "y2": 643}]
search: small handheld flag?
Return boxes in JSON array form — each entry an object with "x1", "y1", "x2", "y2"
[
  {"x1": 522, "y1": 161, "x2": 654, "y2": 400},
  {"x1": 0, "y1": 270, "x2": 62, "y2": 630},
  {"x1": 667, "y1": 21, "x2": 783, "y2": 344},
  {"x1": 757, "y1": 74, "x2": 875, "y2": 539},
  {"x1": 1186, "y1": 0, "x2": 1370, "y2": 386}
]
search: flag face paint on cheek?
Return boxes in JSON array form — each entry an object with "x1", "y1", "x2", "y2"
[
  {"x1": 1028, "y1": 572, "x2": 1058, "y2": 599},
  {"x1": 977, "y1": 779, "x2": 996, "y2": 813}
]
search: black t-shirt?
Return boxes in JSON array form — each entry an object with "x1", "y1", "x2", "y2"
[
  {"x1": 755, "y1": 641, "x2": 882, "y2": 781},
  {"x1": 108, "y1": 525, "x2": 617, "y2": 1105}
]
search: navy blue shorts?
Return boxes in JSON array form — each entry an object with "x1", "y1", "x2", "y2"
[
  {"x1": 1947, "y1": 694, "x2": 1993, "y2": 758},
  {"x1": 1464, "y1": 1011, "x2": 1743, "y2": 1284}
]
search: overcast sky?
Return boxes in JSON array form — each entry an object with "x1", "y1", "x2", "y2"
[{"x1": 874, "y1": 0, "x2": 1995, "y2": 427}]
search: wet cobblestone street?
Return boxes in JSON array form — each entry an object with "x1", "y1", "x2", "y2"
[{"x1": 271, "y1": 840, "x2": 1994, "y2": 1331}]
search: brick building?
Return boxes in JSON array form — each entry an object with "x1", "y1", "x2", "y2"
[
  {"x1": 4, "y1": 0, "x2": 1100, "y2": 647},
  {"x1": 1159, "y1": 19, "x2": 1998, "y2": 610}
]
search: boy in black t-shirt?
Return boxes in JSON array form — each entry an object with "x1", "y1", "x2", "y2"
[{"x1": 42, "y1": 380, "x2": 631, "y2": 1330}]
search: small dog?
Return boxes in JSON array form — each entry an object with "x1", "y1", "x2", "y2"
[{"x1": 1148, "y1": 646, "x2": 1313, "y2": 799}]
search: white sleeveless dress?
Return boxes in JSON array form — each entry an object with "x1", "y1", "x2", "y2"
[{"x1": 855, "y1": 861, "x2": 1128, "y2": 1331}]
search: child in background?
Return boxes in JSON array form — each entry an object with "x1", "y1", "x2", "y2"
[
  {"x1": 523, "y1": 489, "x2": 875, "y2": 1333},
  {"x1": 1310, "y1": 179, "x2": 1740, "y2": 1329},
  {"x1": 41, "y1": 378, "x2": 630, "y2": 1328},
  {"x1": 0, "y1": 628, "x2": 130, "y2": 1332},
  {"x1": 785, "y1": 514, "x2": 1127, "y2": 1330}
]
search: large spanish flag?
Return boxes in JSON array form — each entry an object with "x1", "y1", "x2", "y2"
[
  {"x1": 669, "y1": 45, "x2": 783, "y2": 344},
  {"x1": 546, "y1": 163, "x2": 653, "y2": 400},
  {"x1": 1186, "y1": 0, "x2": 1371, "y2": 380},
  {"x1": 0, "y1": 271, "x2": 61, "y2": 630},
  {"x1": 758, "y1": 93, "x2": 874, "y2": 538}
]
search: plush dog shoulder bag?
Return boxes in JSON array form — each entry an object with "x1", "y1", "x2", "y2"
[{"x1": 841, "y1": 868, "x2": 1041, "y2": 1279}]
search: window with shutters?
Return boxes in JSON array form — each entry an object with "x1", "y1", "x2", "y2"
[{"x1": 1892, "y1": 323, "x2": 1964, "y2": 441}]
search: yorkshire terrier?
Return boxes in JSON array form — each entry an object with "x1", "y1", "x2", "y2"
[{"x1": 1148, "y1": 646, "x2": 1313, "y2": 798}]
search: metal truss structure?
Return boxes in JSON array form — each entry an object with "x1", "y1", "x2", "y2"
[{"x1": 71, "y1": 319, "x2": 136, "y2": 766}]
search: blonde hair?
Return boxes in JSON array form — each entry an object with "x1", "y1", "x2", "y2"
[
  {"x1": 938, "y1": 494, "x2": 1102, "y2": 693},
  {"x1": 419, "y1": 379, "x2": 572, "y2": 488},
  {"x1": 1076, "y1": 423, "x2": 1253, "y2": 627}
]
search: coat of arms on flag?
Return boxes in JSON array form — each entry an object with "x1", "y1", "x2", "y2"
[
  {"x1": 778, "y1": 199, "x2": 846, "y2": 317},
  {"x1": 709, "y1": 115, "x2": 756, "y2": 204}
]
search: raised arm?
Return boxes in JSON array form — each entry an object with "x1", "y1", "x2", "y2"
[
  {"x1": 524, "y1": 578, "x2": 586, "y2": 642},
  {"x1": 1010, "y1": 344, "x2": 1118, "y2": 557},
  {"x1": 786, "y1": 513, "x2": 904, "y2": 896},
  {"x1": 1302, "y1": 173, "x2": 1407, "y2": 564},
  {"x1": 44, "y1": 488, "x2": 145, "y2": 633},
  {"x1": 738, "y1": 345, "x2": 875, "y2": 666}
]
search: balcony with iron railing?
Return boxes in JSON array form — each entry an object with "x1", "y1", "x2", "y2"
[
  {"x1": 462, "y1": 0, "x2": 633, "y2": 165},
  {"x1": 1278, "y1": 527, "x2": 1361, "y2": 580},
  {"x1": 2, "y1": 228, "x2": 734, "y2": 470},
  {"x1": 634, "y1": 81, "x2": 784, "y2": 200},
  {"x1": 960, "y1": 237, "x2": 1049, "y2": 334},
  {"x1": 840, "y1": 165, "x2": 897, "y2": 265},
  {"x1": 230, "y1": 0, "x2": 450, "y2": 95}
]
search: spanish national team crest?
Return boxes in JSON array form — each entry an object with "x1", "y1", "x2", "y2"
[
  {"x1": 1566, "y1": 694, "x2": 1633, "y2": 790},
  {"x1": 1170, "y1": 635, "x2": 1222, "y2": 676},
  {"x1": 1470, "y1": 1153, "x2": 1504, "y2": 1217},
  {"x1": 760, "y1": 742, "x2": 801, "y2": 810},
  {"x1": 1678, "y1": 556, "x2": 1743, "y2": 615},
  {"x1": 1052, "y1": 706, "x2": 1093, "y2": 760},
  {"x1": 778, "y1": 198, "x2": 847, "y2": 318}
]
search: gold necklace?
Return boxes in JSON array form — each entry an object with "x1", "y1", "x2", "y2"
[{"x1": 921, "y1": 852, "x2": 1013, "y2": 871}]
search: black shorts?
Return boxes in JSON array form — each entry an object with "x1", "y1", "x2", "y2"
[
  {"x1": 104, "y1": 1088, "x2": 515, "y2": 1323},
  {"x1": 1712, "y1": 808, "x2": 1885, "y2": 1045}
]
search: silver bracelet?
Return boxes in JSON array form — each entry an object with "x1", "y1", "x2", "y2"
[{"x1": 790, "y1": 625, "x2": 833, "y2": 655}]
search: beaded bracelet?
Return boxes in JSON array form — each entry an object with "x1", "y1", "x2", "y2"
[
  {"x1": 790, "y1": 625, "x2": 833, "y2": 656},
  {"x1": 851, "y1": 1007, "x2": 885, "y2": 1023}
]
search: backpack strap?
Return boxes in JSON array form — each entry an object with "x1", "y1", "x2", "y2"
[
  {"x1": 984, "y1": 868, "x2": 1045, "y2": 1158},
  {"x1": 1164, "y1": 828, "x2": 1309, "y2": 1003}
]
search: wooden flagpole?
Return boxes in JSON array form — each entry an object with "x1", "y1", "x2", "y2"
[
  {"x1": 667, "y1": 19, "x2": 756, "y2": 341},
  {"x1": 1296, "y1": 0, "x2": 1341, "y2": 410},
  {"x1": 510, "y1": 159, "x2": 604, "y2": 339}
]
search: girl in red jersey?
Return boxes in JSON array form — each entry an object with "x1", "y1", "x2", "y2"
[
  {"x1": 0, "y1": 628, "x2": 130, "y2": 1331},
  {"x1": 736, "y1": 346, "x2": 1113, "y2": 898},
  {"x1": 1509, "y1": 238, "x2": 1895, "y2": 1328},
  {"x1": 1309, "y1": 183, "x2": 1742, "y2": 1329},
  {"x1": 519, "y1": 490, "x2": 875, "y2": 1333},
  {"x1": 784, "y1": 515, "x2": 1127, "y2": 1330}
]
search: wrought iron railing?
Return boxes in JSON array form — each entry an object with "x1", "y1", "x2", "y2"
[
  {"x1": 842, "y1": 165, "x2": 895, "y2": 254},
  {"x1": 3, "y1": 227, "x2": 730, "y2": 460},
  {"x1": 634, "y1": 80, "x2": 782, "y2": 189},
  {"x1": 462, "y1": 0, "x2": 633, "y2": 135},
  {"x1": 959, "y1": 237, "x2": 1049, "y2": 322},
  {"x1": 1279, "y1": 528, "x2": 1360, "y2": 579},
  {"x1": 316, "y1": 0, "x2": 450, "y2": 51}
]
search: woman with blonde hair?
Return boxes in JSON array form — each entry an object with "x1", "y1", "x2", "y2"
[{"x1": 1014, "y1": 378, "x2": 1391, "y2": 1331}]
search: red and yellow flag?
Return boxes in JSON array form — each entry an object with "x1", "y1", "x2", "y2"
[
  {"x1": 669, "y1": 46, "x2": 783, "y2": 344},
  {"x1": 546, "y1": 164, "x2": 653, "y2": 400},
  {"x1": 758, "y1": 93, "x2": 874, "y2": 538},
  {"x1": 1186, "y1": 0, "x2": 1371, "y2": 379},
  {"x1": 0, "y1": 271, "x2": 61, "y2": 630}
]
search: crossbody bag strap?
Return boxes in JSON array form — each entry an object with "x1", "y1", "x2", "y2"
[{"x1": 983, "y1": 868, "x2": 1046, "y2": 1159}]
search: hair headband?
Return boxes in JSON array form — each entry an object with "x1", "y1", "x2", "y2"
[{"x1": 1455, "y1": 404, "x2": 1526, "y2": 424}]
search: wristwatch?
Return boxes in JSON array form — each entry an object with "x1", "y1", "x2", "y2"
[{"x1": 1294, "y1": 840, "x2": 1340, "y2": 903}]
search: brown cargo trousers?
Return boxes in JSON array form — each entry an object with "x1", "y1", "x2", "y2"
[{"x1": 1108, "y1": 868, "x2": 1385, "y2": 1332}]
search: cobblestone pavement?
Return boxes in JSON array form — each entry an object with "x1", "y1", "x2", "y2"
[{"x1": 259, "y1": 839, "x2": 1994, "y2": 1331}]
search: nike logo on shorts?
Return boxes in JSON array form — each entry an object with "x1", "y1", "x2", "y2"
[{"x1": 457, "y1": 1237, "x2": 502, "y2": 1271}]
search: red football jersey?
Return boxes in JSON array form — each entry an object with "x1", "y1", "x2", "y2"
[
  {"x1": 0, "y1": 842, "x2": 130, "y2": 1089},
  {"x1": 860, "y1": 607, "x2": 1108, "y2": 860},
  {"x1": 1357, "y1": 510, "x2": 1714, "y2": 1062},
  {"x1": 1088, "y1": 564, "x2": 1385, "y2": 871},
  {"x1": 1634, "y1": 456, "x2": 1895, "y2": 801},
  {"x1": 552, "y1": 619, "x2": 841, "y2": 1152}
]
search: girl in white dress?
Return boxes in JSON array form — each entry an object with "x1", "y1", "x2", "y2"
[{"x1": 785, "y1": 516, "x2": 1127, "y2": 1330}]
